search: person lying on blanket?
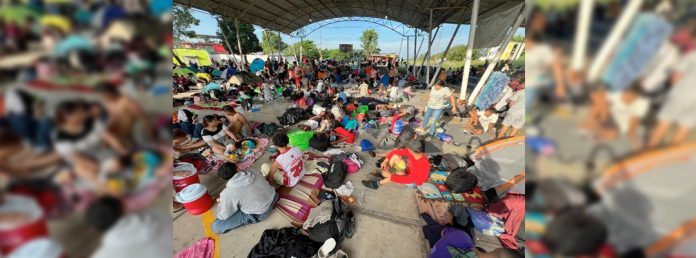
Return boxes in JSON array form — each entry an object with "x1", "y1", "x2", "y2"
[
  {"x1": 267, "y1": 133, "x2": 306, "y2": 188},
  {"x1": 200, "y1": 114, "x2": 237, "y2": 158},
  {"x1": 212, "y1": 162, "x2": 278, "y2": 234},
  {"x1": 362, "y1": 140, "x2": 429, "y2": 189},
  {"x1": 222, "y1": 105, "x2": 252, "y2": 139}
]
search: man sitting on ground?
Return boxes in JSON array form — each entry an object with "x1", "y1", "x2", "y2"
[
  {"x1": 362, "y1": 140, "x2": 429, "y2": 189},
  {"x1": 212, "y1": 162, "x2": 278, "y2": 234},
  {"x1": 267, "y1": 133, "x2": 306, "y2": 187},
  {"x1": 222, "y1": 105, "x2": 252, "y2": 140}
]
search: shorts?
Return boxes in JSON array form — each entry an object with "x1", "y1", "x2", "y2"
[
  {"x1": 502, "y1": 111, "x2": 525, "y2": 129},
  {"x1": 658, "y1": 89, "x2": 696, "y2": 127}
]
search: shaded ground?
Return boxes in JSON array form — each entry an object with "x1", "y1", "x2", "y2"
[{"x1": 172, "y1": 84, "x2": 506, "y2": 257}]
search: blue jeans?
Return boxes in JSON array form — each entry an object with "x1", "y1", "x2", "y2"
[
  {"x1": 6, "y1": 114, "x2": 53, "y2": 151},
  {"x1": 421, "y1": 107, "x2": 444, "y2": 135},
  {"x1": 174, "y1": 122, "x2": 203, "y2": 141},
  {"x1": 212, "y1": 194, "x2": 278, "y2": 234}
]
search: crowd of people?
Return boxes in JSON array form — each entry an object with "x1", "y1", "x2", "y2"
[
  {"x1": 1, "y1": 1, "x2": 172, "y2": 258},
  {"x1": 172, "y1": 42, "x2": 526, "y2": 257}
]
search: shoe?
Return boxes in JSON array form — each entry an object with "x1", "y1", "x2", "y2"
[
  {"x1": 345, "y1": 211, "x2": 355, "y2": 238},
  {"x1": 368, "y1": 172, "x2": 385, "y2": 180},
  {"x1": 368, "y1": 151, "x2": 376, "y2": 158},
  {"x1": 319, "y1": 190, "x2": 336, "y2": 201},
  {"x1": 362, "y1": 180, "x2": 380, "y2": 189}
]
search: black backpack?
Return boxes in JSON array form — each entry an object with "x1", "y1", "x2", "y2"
[
  {"x1": 445, "y1": 167, "x2": 478, "y2": 193},
  {"x1": 307, "y1": 198, "x2": 354, "y2": 244},
  {"x1": 441, "y1": 154, "x2": 472, "y2": 172},
  {"x1": 322, "y1": 160, "x2": 347, "y2": 189},
  {"x1": 260, "y1": 123, "x2": 280, "y2": 137},
  {"x1": 309, "y1": 133, "x2": 330, "y2": 152}
]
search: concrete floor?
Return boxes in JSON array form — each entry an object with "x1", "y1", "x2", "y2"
[{"x1": 172, "y1": 85, "x2": 506, "y2": 258}]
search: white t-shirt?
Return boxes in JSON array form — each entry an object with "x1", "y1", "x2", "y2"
[
  {"x1": 427, "y1": 86, "x2": 452, "y2": 109},
  {"x1": 91, "y1": 210, "x2": 172, "y2": 258},
  {"x1": 201, "y1": 124, "x2": 233, "y2": 146},
  {"x1": 477, "y1": 111, "x2": 499, "y2": 132},
  {"x1": 317, "y1": 81, "x2": 324, "y2": 92},
  {"x1": 359, "y1": 83, "x2": 369, "y2": 96},
  {"x1": 54, "y1": 119, "x2": 106, "y2": 158},
  {"x1": 389, "y1": 86, "x2": 399, "y2": 99},
  {"x1": 331, "y1": 105, "x2": 344, "y2": 119},
  {"x1": 507, "y1": 90, "x2": 525, "y2": 115},
  {"x1": 275, "y1": 147, "x2": 305, "y2": 187},
  {"x1": 607, "y1": 92, "x2": 649, "y2": 134},
  {"x1": 493, "y1": 86, "x2": 514, "y2": 111},
  {"x1": 302, "y1": 120, "x2": 319, "y2": 130},
  {"x1": 525, "y1": 44, "x2": 555, "y2": 89}
]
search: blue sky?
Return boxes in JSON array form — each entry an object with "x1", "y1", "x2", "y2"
[{"x1": 189, "y1": 8, "x2": 524, "y2": 55}]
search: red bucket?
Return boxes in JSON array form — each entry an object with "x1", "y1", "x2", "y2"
[
  {"x1": 174, "y1": 184, "x2": 214, "y2": 215},
  {"x1": 0, "y1": 195, "x2": 49, "y2": 255},
  {"x1": 173, "y1": 163, "x2": 200, "y2": 192}
]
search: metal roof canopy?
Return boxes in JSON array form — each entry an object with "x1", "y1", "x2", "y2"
[{"x1": 175, "y1": 0, "x2": 524, "y2": 37}]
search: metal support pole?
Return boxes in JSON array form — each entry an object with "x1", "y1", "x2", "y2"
[
  {"x1": 406, "y1": 36, "x2": 410, "y2": 69},
  {"x1": 460, "y1": 0, "x2": 479, "y2": 99},
  {"x1": 262, "y1": 29, "x2": 274, "y2": 60},
  {"x1": 587, "y1": 0, "x2": 643, "y2": 82},
  {"x1": 513, "y1": 42, "x2": 525, "y2": 60},
  {"x1": 572, "y1": 0, "x2": 594, "y2": 71},
  {"x1": 413, "y1": 29, "x2": 417, "y2": 76},
  {"x1": 235, "y1": 18, "x2": 245, "y2": 71},
  {"x1": 468, "y1": 5, "x2": 526, "y2": 105},
  {"x1": 300, "y1": 37, "x2": 304, "y2": 64},
  {"x1": 288, "y1": 36, "x2": 299, "y2": 63},
  {"x1": 426, "y1": 9, "x2": 433, "y2": 84},
  {"x1": 398, "y1": 37, "x2": 404, "y2": 59},
  {"x1": 215, "y1": 17, "x2": 241, "y2": 66},
  {"x1": 417, "y1": 26, "x2": 440, "y2": 81},
  {"x1": 429, "y1": 14, "x2": 465, "y2": 87},
  {"x1": 277, "y1": 31, "x2": 283, "y2": 61}
]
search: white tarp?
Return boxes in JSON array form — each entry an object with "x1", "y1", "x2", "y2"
[{"x1": 473, "y1": 2, "x2": 524, "y2": 48}]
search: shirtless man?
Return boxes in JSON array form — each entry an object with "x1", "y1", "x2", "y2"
[
  {"x1": 96, "y1": 82, "x2": 153, "y2": 149},
  {"x1": 222, "y1": 105, "x2": 252, "y2": 140}
]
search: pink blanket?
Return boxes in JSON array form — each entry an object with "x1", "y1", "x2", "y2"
[{"x1": 174, "y1": 238, "x2": 214, "y2": 258}]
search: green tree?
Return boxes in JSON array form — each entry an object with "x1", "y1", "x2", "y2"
[
  {"x1": 261, "y1": 30, "x2": 288, "y2": 55},
  {"x1": 511, "y1": 34, "x2": 525, "y2": 43},
  {"x1": 217, "y1": 19, "x2": 262, "y2": 54},
  {"x1": 173, "y1": 5, "x2": 200, "y2": 40},
  {"x1": 323, "y1": 48, "x2": 351, "y2": 61},
  {"x1": 360, "y1": 29, "x2": 380, "y2": 58},
  {"x1": 283, "y1": 40, "x2": 320, "y2": 59},
  {"x1": 426, "y1": 45, "x2": 483, "y2": 62}
]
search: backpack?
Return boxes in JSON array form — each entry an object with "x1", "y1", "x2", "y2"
[
  {"x1": 445, "y1": 167, "x2": 478, "y2": 193},
  {"x1": 323, "y1": 160, "x2": 347, "y2": 189},
  {"x1": 360, "y1": 139, "x2": 375, "y2": 152},
  {"x1": 307, "y1": 198, "x2": 354, "y2": 244},
  {"x1": 342, "y1": 159, "x2": 359, "y2": 174},
  {"x1": 441, "y1": 154, "x2": 472, "y2": 172},
  {"x1": 260, "y1": 123, "x2": 280, "y2": 137},
  {"x1": 309, "y1": 133, "x2": 330, "y2": 152}
]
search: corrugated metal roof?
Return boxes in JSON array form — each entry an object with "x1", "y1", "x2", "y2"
[{"x1": 175, "y1": 0, "x2": 524, "y2": 34}]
